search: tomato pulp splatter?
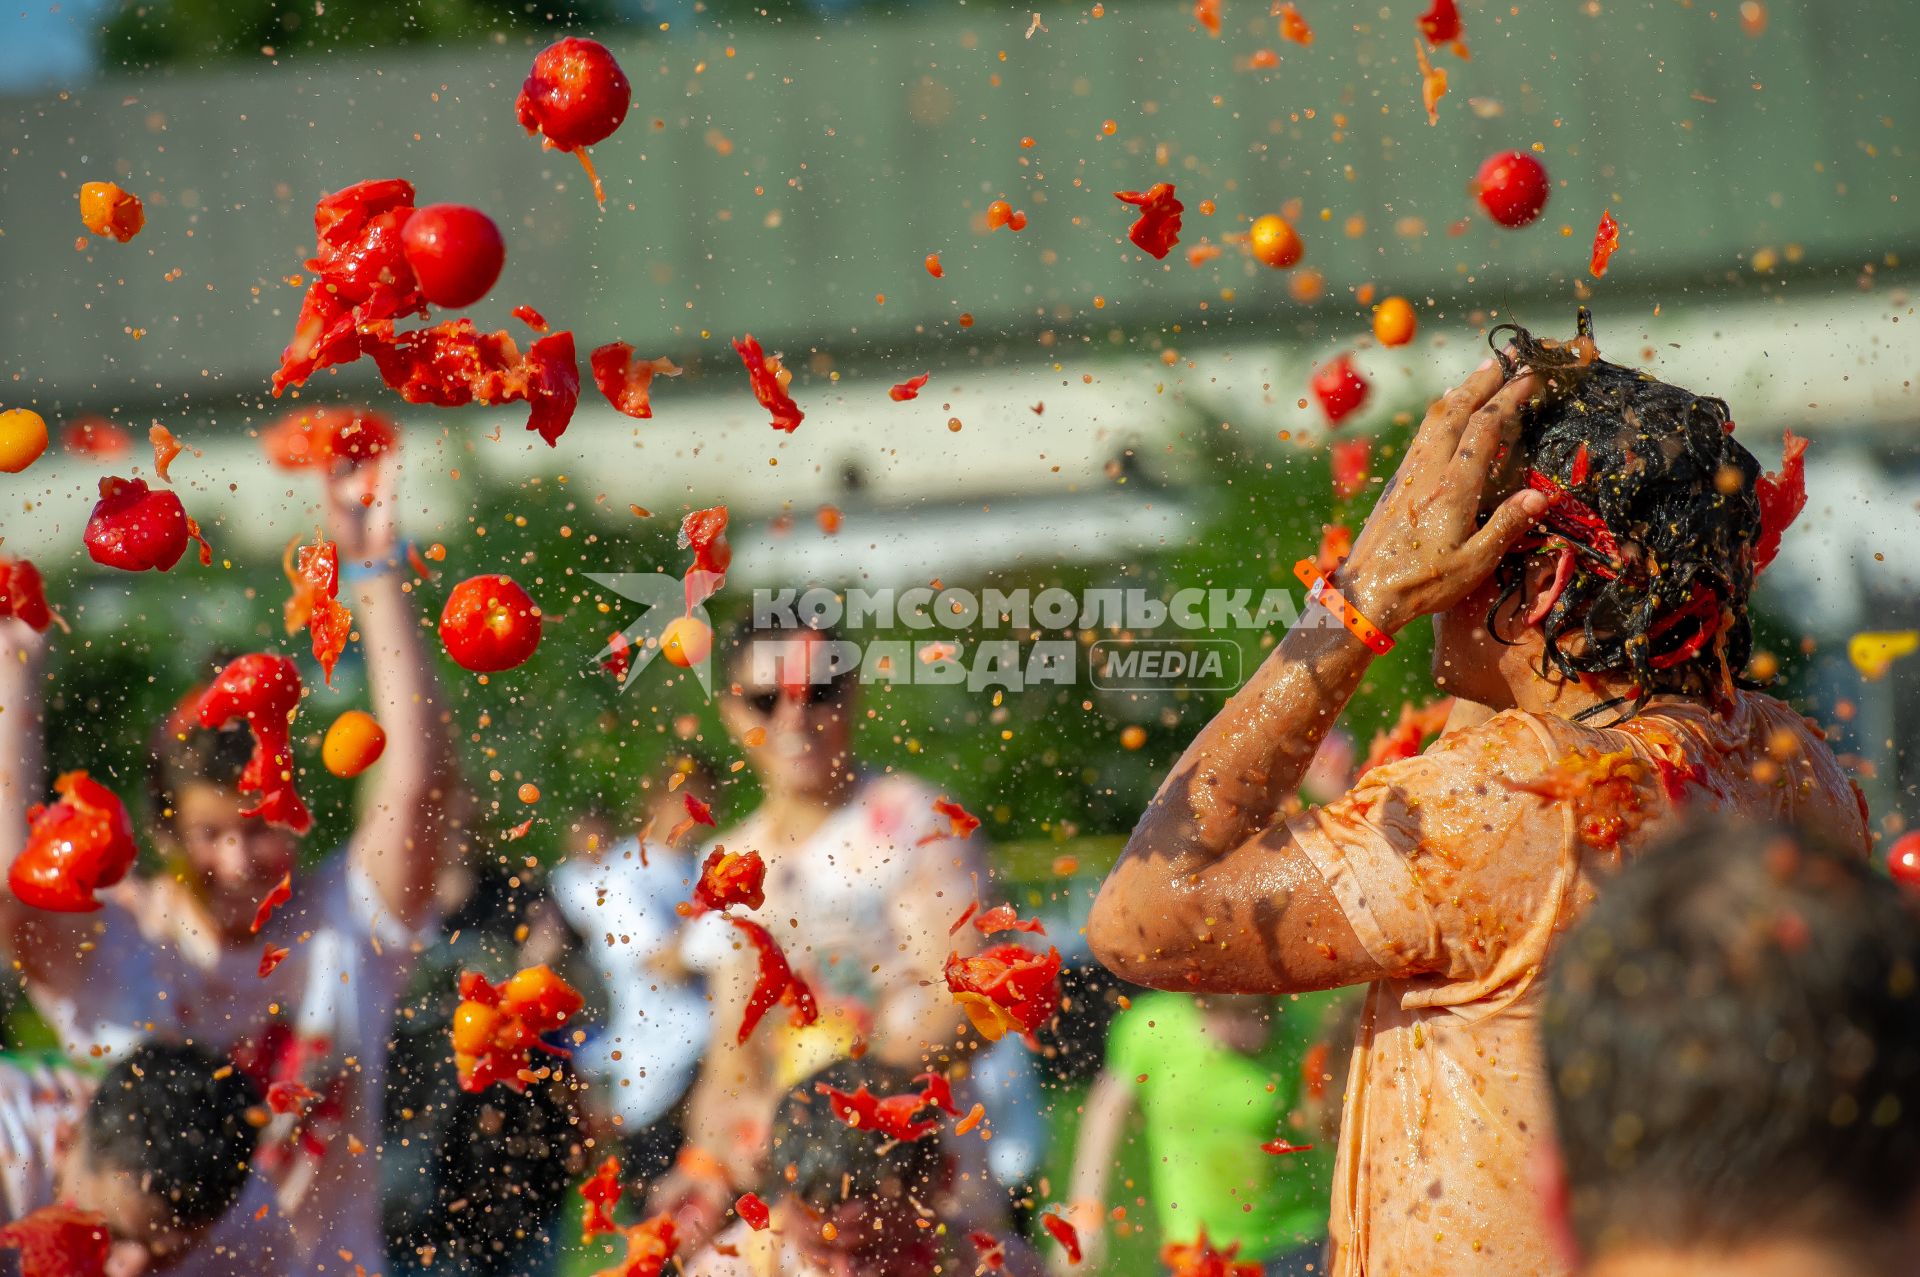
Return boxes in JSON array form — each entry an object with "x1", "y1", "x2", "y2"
[
  {"x1": 8, "y1": 772, "x2": 138, "y2": 913},
  {"x1": 0, "y1": 557, "x2": 54, "y2": 632},
  {"x1": 283, "y1": 537, "x2": 352, "y2": 684},
  {"x1": 1114, "y1": 183, "x2": 1184, "y2": 259},
  {"x1": 944, "y1": 942, "x2": 1062, "y2": 1043},
  {"x1": 1590, "y1": 209, "x2": 1621, "y2": 278},
  {"x1": 590, "y1": 343, "x2": 682, "y2": 419},
  {"x1": 728, "y1": 916, "x2": 821, "y2": 1045},
  {"x1": 196, "y1": 653, "x2": 313, "y2": 834},
  {"x1": 692, "y1": 847, "x2": 767, "y2": 913},
  {"x1": 580, "y1": 1157, "x2": 624, "y2": 1241},
  {"x1": 451, "y1": 965, "x2": 585, "y2": 1093},
  {"x1": 817, "y1": 1071, "x2": 962, "y2": 1142}
]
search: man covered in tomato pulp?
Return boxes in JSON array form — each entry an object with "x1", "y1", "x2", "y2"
[
  {"x1": 0, "y1": 459, "x2": 456, "y2": 1269},
  {"x1": 1087, "y1": 313, "x2": 1866, "y2": 1277}
]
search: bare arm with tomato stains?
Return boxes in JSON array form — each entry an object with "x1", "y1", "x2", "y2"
[
  {"x1": 0, "y1": 622, "x2": 92, "y2": 979},
  {"x1": 324, "y1": 462, "x2": 454, "y2": 930},
  {"x1": 1087, "y1": 362, "x2": 1547, "y2": 994}
]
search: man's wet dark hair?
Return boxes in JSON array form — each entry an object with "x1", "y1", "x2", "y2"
[
  {"x1": 1543, "y1": 820, "x2": 1920, "y2": 1259},
  {"x1": 1489, "y1": 310, "x2": 1765, "y2": 720},
  {"x1": 763, "y1": 1059, "x2": 945, "y2": 1214},
  {"x1": 82, "y1": 1040, "x2": 262, "y2": 1230}
]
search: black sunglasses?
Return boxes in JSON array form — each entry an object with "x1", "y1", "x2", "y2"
[{"x1": 740, "y1": 680, "x2": 847, "y2": 715}]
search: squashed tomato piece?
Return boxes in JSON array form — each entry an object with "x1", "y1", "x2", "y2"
[
  {"x1": 581, "y1": 1157, "x2": 623, "y2": 1242},
  {"x1": 78, "y1": 181, "x2": 144, "y2": 243},
  {"x1": 1041, "y1": 1212, "x2": 1082, "y2": 1265},
  {"x1": 1417, "y1": 0, "x2": 1465, "y2": 46},
  {"x1": 198, "y1": 654, "x2": 312, "y2": 834},
  {"x1": 0, "y1": 556, "x2": 54, "y2": 633},
  {"x1": 84, "y1": 476, "x2": 208, "y2": 572},
  {"x1": 729, "y1": 916, "x2": 820, "y2": 1045},
  {"x1": 451, "y1": 965, "x2": 583, "y2": 1093},
  {"x1": 1753, "y1": 431, "x2": 1808, "y2": 573},
  {"x1": 274, "y1": 179, "x2": 426, "y2": 395},
  {"x1": 1113, "y1": 183, "x2": 1184, "y2": 259},
  {"x1": 1331, "y1": 438, "x2": 1372, "y2": 499},
  {"x1": 439, "y1": 574, "x2": 543, "y2": 673},
  {"x1": 889, "y1": 372, "x2": 930, "y2": 402},
  {"x1": 693, "y1": 847, "x2": 766, "y2": 913},
  {"x1": 943, "y1": 942, "x2": 1062, "y2": 1043},
  {"x1": 364, "y1": 319, "x2": 579, "y2": 446},
  {"x1": 590, "y1": 342, "x2": 683, "y2": 419},
  {"x1": 258, "y1": 944, "x2": 291, "y2": 978},
  {"x1": 8, "y1": 772, "x2": 138, "y2": 913},
  {"x1": 517, "y1": 38, "x2": 632, "y2": 206},
  {"x1": 62, "y1": 417, "x2": 132, "y2": 459},
  {"x1": 1278, "y1": 2, "x2": 1312, "y2": 44},
  {"x1": 734, "y1": 1192, "x2": 771, "y2": 1232},
  {"x1": 518, "y1": 38, "x2": 632, "y2": 151},
  {"x1": 1310, "y1": 353, "x2": 1369, "y2": 423},
  {"x1": 262, "y1": 406, "x2": 398, "y2": 470},
  {"x1": 400, "y1": 204, "x2": 506, "y2": 309},
  {"x1": 593, "y1": 1213, "x2": 677, "y2": 1277},
  {"x1": 971, "y1": 904, "x2": 1047, "y2": 937},
  {"x1": 1162, "y1": 1229, "x2": 1264, "y2": 1277},
  {"x1": 924, "y1": 252, "x2": 944, "y2": 278},
  {"x1": 1193, "y1": 0, "x2": 1220, "y2": 36},
  {"x1": 1260, "y1": 1137, "x2": 1314, "y2": 1155},
  {"x1": 732, "y1": 334, "x2": 804, "y2": 432},
  {"x1": 148, "y1": 424, "x2": 185, "y2": 482},
  {"x1": 680, "y1": 506, "x2": 732, "y2": 576},
  {"x1": 0, "y1": 1204, "x2": 111, "y2": 1277},
  {"x1": 918, "y1": 797, "x2": 982, "y2": 845},
  {"x1": 1589, "y1": 209, "x2": 1621, "y2": 278},
  {"x1": 817, "y1": 1071, "x2": 962, "y2": 1143},
  {"x1": 283, "y1": 538, "x2": 352, "y2": 684}
]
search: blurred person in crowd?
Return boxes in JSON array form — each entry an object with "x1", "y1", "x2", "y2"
[
  {"x1": 682, "y1": 1058, "x2": 1046, "y2": 1277},
  {"x1": 1057, "y1": 992, "x2": 1341, "y2": 1276},
  {"x1": 550, "y1": 760, "x2": 718, "y2": 1182},
  {"x1": 1, "y1": 459, "x2": 453, "y2": 1269},
  {"x1": 1538, "y1": 820, "x2": 1920, "y2": 1277},
  {"x1": 653, "y1": 622, "x2": 1008, "y2": 1232},
  {"x1": 1090, "y1": 317, "x2": 1870, "y2": 1277},
  {"x1": 383, "y1": 853, "x2": 595, "y2": 1275},
  {"x1": 0, "y1": 1040, "x2": 293, "y2": 1275}
]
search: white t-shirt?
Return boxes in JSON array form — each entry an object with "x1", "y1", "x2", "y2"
[
  {"x1": 0, "y1": 1058, "x2": 297, "y2": 1276},
  {"x1": 550, "y1": 842, "x2": 709, "y2": 1129},
  {"x1": 24, "y1": 854, "x2": 426, "y2": 1272}
]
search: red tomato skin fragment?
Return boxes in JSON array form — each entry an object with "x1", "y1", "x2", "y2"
[
  {"x1": 1418, "y1": 0, "x2": 1463, "y2": 42},
  {"x1": 1753, "y1": 431, "x2": 1808, "y2": 573},
  {"x1": 972, "y1": 904, "x2": 1047, "y2": 936},
  {"x1": 1042, "y1": 1212, "x2": 1083, "y2": 1264},
  {"x1": 284, "y1": 538, "x2": 352, "y2": 684},
  {"x1": 732, "y1": 334, "x2": 805, "y2": 432},
  {"x1": 580, "y1": 1156, "x2": 624, "y2": 1241},
  {"x1": 1331, "y1": 438, "x2": 1372, "y2": 499},
  {"x1": 251, "y1": 872, "x2": 294, "y2": 934},
  {"x1": 1194, "y1": 0, "x2": 1221, "y2": 36},
  {"x1": 735, "y1": 1192, "x2": 771, "y2": 1231},
  {"x1": 590, "y1": 342, "x2": 683, "y2": 419},
  {"x1": 149, "y1": 423, "x2": 185, "y2": 481},
  {"x1": 1310, "y1": 353, "x2": 1369, "y2": 424},
  {"x1": 1260, "y1": 1137, "x2": 1315, "y2": 1155},
  {"x1": 1278, "y1": 3, "x2": 1313, "y2": 44},
  {"x1": 727, "y1": 916, "x2": 819, "y2": 1045},
  {"x1": 259, "y1": 944, "x2": 291, "y2": 977},
  {"x1": 273, "y1": 179, "x2": 426, "y2": 396},
  {"x1": 889, "y1": 372, "x2": 931, "y2": 402},
  {"x1": 0, "y1": 557, "x2": 54, "y2": 633},
  {"x1": 1589, "y1": 209, "x2": 1621, "y2": 278},
  {"x1": 1113, "y1": 184, "x2": 1184, "y2": 259},
  {"x1": 917, "y1": 797, "x2": 982, "y2": 844}
]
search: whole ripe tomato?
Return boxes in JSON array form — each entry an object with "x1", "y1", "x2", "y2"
[
  {"x1": 1475, "y1": 151, "x2": 1551, "y2": 228},
  {"x1": 1372, "y1": 296, "x2": 1417, "y2": 347},
  {"x1": 0, "y1": 408, "x2": 49, "y2": 473},
  {"x1": 84, "y1": 476, "x2": 190, "y2": 572},
  {"x1": 440, "y1": 575, "x2": 543, "y2": 672},
  {"x1": 516, "y1": 38, "x2": 632, "y2": 152},
  {"x1": 400, "y1": 205, "x2": 506, "y2": 309},
  {"x1": 1889, "y1": 832, "x2": 1920, "y2": 889},
  {"x1": 322, "y1": 710, "x2": 387, "y2": 778},
  {"x1": 9, "y1": 771, "x2": 139, "y2": 913},
  {"x1": 1310, "y1": 353, "x2": 1370, "y2": 424},
  {"x1": 660, "y1": 615, "x2": 712, "y2": 669}
]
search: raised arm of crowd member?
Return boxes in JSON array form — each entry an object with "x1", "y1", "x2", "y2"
[
  {"x1": 1088, "y1": 360, "x2": 1547, "y2": 994},
  {"x1": 322, "y1": 457, "x2": 454, "y2": 930}
]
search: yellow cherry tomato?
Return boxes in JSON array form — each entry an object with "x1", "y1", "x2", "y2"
[
  {"x1": 1372, "y1": 296, "x2": 1417, "y2": 347},
  {"x1": 321, "y1": 710, "x2": 387, "y2": 778},
  {"x1": 0, "y1": 410, "x2": 49, "y2": 474},
  {"x1": 1248, "y1": 214, "x2": 1304, "y2": 268}
]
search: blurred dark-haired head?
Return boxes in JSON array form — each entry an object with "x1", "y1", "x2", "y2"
[
  {"x1": 147, "y1": 681, "x2": 299, "y2": 943},
  {"x1": 1434, "y1": 311, "x2": 1770, "y2": 722},
  {"x1": 720, "y1": 618, "x2": 857, "y2": 800},
  {"x1": 55, "y1": 1040, "x2": 262, "y2": 1265},
  {"x1": 760, "y1": 1059, "x2": 948, "y2": 1266},
  {"x1": 1541, "y1": 820, "x2": 1920, "y2": 1268}
]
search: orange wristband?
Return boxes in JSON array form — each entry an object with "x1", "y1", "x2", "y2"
[{"x1": 1294, "y1": 560, "x2": 1395, "y2": 655}]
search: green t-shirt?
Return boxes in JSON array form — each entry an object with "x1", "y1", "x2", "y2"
[{"x1": 1103, "y1": 991, "x2": 1336, "y2": 1259}]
